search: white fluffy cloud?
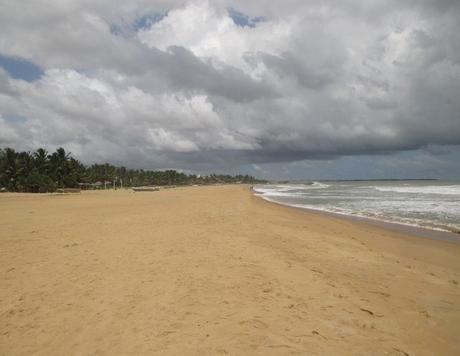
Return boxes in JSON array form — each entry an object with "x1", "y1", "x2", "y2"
[
  {"x1": 138, "y1": 1, "x2": 291, "y2": 75},
  {"x1": 0, "y1": 66, "x2": 263, "y2": 167},
  {"x1": 0, "y1": 0, "x2": 459, "y2": 173}
]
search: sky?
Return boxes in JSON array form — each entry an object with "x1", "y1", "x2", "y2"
[{"x1": 0, "y1": 0, "x2": 459, "y2": 179}]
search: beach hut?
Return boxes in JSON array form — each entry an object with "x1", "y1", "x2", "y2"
[
  {"x1": 93, "y1": 181, "x2": 104, "y2": 189},
  {"x1": 77, "y1": 182, "x2": 92, "y2": 190}
]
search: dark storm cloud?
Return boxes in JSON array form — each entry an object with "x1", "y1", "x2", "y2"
[
  {"x1": 261, "y1": 52, "x2": 338, "y2": 90},
  {"x1": 156, "y1": 46, "x2": 275, "y2": 102}
]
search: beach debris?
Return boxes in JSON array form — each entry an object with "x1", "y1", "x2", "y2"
[
  {"x1": 419, "y1": 310, "x2": 430, "y2": 318},
  {"x1": 311, "y1": 330, "x2": 327, "y2": 339},
  {"x1": 393, "y1": 347, "x2": 410, "y2": 356},
  {"x1": 449, "y1": 279, "x2": 458, "y2": 285},
  {"x1": 360, "y1": 308, "x2": 384, "y2": 317},
  {"x1": 360, "y1": 308, "x2": 374, "y2": 315},
  {"x1": 63, "y1": 243, "x2": 79, "y2": 248},
  {"x1": 238, "y1": 318, "x2": 268, "y2": 329},
  {"x1": 267, "y1": 344, "x2": 293, "y2": 349},
  {"x1": 157, "y1": 330, "x2": 175, "y2": 337},
  {"x1": 369, "y1": 290, "x2": 391, "y2": 298},
  {"x1": 311, "y1": 268, "x2": 323, "y2": 274}
]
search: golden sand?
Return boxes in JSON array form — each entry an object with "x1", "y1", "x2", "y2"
[{"x1": 1, "y1": 185, "x2": 459, "y2": 355}]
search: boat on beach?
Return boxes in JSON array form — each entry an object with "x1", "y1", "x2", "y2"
[{"x1": 132, "y1": 186, "x2": 160, "y2": 192}]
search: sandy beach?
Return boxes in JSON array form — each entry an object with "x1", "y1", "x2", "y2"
[{"x1": 1, "y1": 185, "x2": 459, "y2": 355}]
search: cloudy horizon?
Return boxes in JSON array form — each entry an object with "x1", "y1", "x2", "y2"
[{"x1": 1, "y1": 0, "x2": 459, "y2": 179}]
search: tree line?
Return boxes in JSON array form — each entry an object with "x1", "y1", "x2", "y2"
[{"x1": 0, "y1": 147, "x2": 266, "y2": 193}]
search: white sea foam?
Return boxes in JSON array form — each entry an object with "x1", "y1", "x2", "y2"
[
  {"x1": 311, "y1": 181, "x2": 330, "y2": 189},
  {"x1": 256, "y1": 191, "x2": 300, "y2": 198},
  {"x1": 254, "y1": 181, "x2": 460, "y2": 233},
  {"x1": 374, "y1": 185, "x2": 460, "y2": 195},
  {"x1": 253, "y1": 182, "x2": 329, "y2": 194},
  {"x1": 259, "y1": 196, "x2": 458, "y2": 233}
]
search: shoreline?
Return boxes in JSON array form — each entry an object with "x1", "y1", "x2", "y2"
[{"x1": 251, "y1": 188, "x2": 460, "y2": 244}]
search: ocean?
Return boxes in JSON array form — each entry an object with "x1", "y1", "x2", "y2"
[{"x1": 253, "y1": 180, "x2": 460, "y2": 234}]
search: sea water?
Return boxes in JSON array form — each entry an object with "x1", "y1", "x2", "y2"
[{"x1": 253, "y1": 181, "x2": 460, "y2": 233}]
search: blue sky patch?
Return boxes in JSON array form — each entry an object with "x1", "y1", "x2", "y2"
[
  {"x1": 111, "y1": 12, "x2": 167, "y2": 36},
  {"x1": 228, "y1": 8, "x2": 264, "y2": 28},
  {"x1": 0, "y1": 54, "x2": 43, "y2": 82},
  {"x1": 3, "y1": 114, "x2": 28, "y2": 124},
  {"x1": 134, "y1": 12, "x2": 167, "y2": 30}
]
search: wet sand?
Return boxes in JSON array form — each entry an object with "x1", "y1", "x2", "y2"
[
  {"x1": 1, "y1": 185, "x2": 460, "y2": 355},
  {"x1": 257, "y1": 193, "x2": 460, "y2": 244}
]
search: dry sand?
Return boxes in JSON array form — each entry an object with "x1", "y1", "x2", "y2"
[{"x1": 1, "y1": 185, "x2": 460, "y2": 355}]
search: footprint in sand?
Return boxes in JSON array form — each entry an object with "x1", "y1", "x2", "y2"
[{"x1": 369, "y1": 290, "x2": 391, "y2": 298}]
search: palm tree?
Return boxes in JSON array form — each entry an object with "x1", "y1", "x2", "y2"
[
  {"x1": 29, "y1": 148, "x2": 56, "y2": 192},
  {"x1": 65, "y1": 157, "x2": 85, "y2": 187},
  {"x1": 0, "y1": 149, "x2": 6, "y2": 189},
  {"x1": 49, "y1": 147, "x2": 71, "y2": 187},
  {"x1": 33, "y1": 148, "x2": 49, "y2": 174},
  {"x1": 16, "y1": 151, "x2": 34, "y2": 191},
  {"x1": 2, "y1": 148, "x2": 19, "y2": 191}
]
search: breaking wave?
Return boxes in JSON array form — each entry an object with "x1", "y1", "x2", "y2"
[
  {"x1": 253, "y1": 181, "x2": 460, "y2": 234},
  {"x1": 373, "y1": 185, "x2": 460, "y2": 196}
]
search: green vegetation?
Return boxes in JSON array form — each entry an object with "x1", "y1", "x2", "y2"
[{"x1": 0, "y1": 147, "x2": 266, "y2": 193}]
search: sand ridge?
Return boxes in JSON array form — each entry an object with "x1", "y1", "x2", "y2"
[{"x1": 1, "y1": 185, "x2": 460, "y2": 355}]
